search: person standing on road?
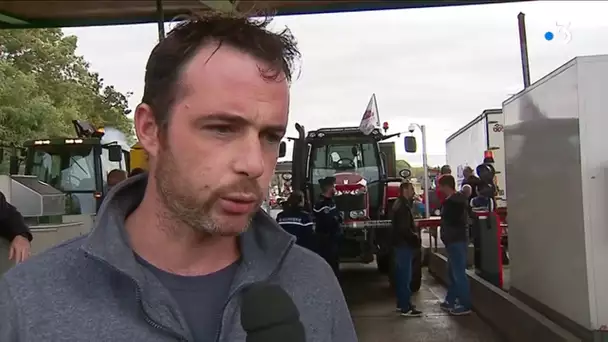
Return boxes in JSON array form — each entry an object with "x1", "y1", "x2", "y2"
[
  {"x1": 0, "y1": 13, "x2": 357, "y2": 342},
  {"x1": 461, "y1": 184, "x2": 472, "y2": 199},
  {"x1": 461, "y1": 166, "x2": 480, "y2": 200},
  {"x1": 391, "y1": 181, "x2": 423, "y2": 317},
  {"x1": 437, "y1": 175, "x2": 472, "y2": 316},
  {"x1": 424, "y1": 164, "x2": 451, "y2": 216},
  {"x1": 313, "y1": 176, "x2": 343, "y2": 278},
  {"x1": 276, "y1": 190, "x2": 316, "y2": 252},
  {"x1": 0, "y1": 191, "x2": 32, "y2": 264}
]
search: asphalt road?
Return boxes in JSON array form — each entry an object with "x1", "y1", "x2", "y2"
[
  {"x1": 340, "y1": 263, "x2": 503, "y2": 341},
  {"x1": 270, "y1": 207, "x2": 504, "y2": 340}
]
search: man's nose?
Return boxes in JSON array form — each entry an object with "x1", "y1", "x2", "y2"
[{"x1": 233, "y1": 133, "x2": 265, "y2": 178}]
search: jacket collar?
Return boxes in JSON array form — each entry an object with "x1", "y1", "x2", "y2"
[{"x1": 79, "y1": 174, "x2": 295, "y2": 334}]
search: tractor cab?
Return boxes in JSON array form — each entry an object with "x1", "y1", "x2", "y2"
[
  {"x1": 298, "y1": 126, "x2": 385, "y2": 221},
  {"x1": 21, "y1": 120, "x2": 130, "y2": 214}
]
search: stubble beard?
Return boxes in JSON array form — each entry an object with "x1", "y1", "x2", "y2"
[{"x1": 154, "y1": 146, "x2": 255, "y2": 237}]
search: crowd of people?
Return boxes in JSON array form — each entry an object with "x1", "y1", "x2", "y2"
[
  {"x1": 276, "y1": 177, "x2": 343, "y2": 278},
  {"x1": 275, "y1": 163, "x2": 488, "y2": 318}
]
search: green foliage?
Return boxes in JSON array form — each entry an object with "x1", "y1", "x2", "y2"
[{"x1": 0, "y1": 28, "x2": 133, "y2": 148}]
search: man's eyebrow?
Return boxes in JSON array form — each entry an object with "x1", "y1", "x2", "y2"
[
  {"x1": 196, "y1": 113, "x2": 286, "y2": 134},
  {"x1": 196, "y1": 113, "x2": 249, "y2": 125}
]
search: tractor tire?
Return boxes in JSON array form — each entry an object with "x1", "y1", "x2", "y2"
[
  {"x1": 388, "y1": 255, "x2": 396, "y2": 289},
  {"x1": 377, "y1": 254, "x2": 390, "y2": 274},
  {"x1": 410, "y1": 248, "x2": 423, "y2": 293}
]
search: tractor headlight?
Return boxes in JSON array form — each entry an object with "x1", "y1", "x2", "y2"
[
  {"x1": 349, "y1": 210, "x2": 366, "y2": 219},
  {"x1": 353, "y1": 188, "x2": 367, "y2": 195}
]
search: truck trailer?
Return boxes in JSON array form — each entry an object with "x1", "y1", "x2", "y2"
[
  {"x1": 445, "y1": 108, "x2": 507, "y2": 208},
  {"x1": 503, "y1": 54, "x2": 608, "y2": 339}
]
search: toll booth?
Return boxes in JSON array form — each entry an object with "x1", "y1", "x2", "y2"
[{"x1": 471, "y1": 208, "x2": 503, "y2": 288}]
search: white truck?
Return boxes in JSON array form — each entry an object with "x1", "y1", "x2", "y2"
[
  {"x1": 502, "y1": 54, "x2": 608, "y2": 339},
  {"x1": 445, "y1": 108, "x2": 507, "y2": 208}
]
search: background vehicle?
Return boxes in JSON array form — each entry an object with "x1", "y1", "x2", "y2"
[
  {"x1": 21, "y1": 120, "x2": 130, "y2": 214},
  {"x1": 503, "y1": 55, "x2": 608, "y2": 334},
  {"x1": 289, "y1": 123, "x2": 421, "y2": 291},
  {"x1": 446, "y1": 108, "x2": 506, "y2": 208}
]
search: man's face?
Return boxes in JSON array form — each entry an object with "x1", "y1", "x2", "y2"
[
  {"x1": 135, "y1": 44, "x2": 289, "y2": 236},
  {"x1": 403, "y1": 185, "x2": 414, "y2": 200},
  {"x1": 324, "y1": 185, "x2": 336, "y2": 197}
]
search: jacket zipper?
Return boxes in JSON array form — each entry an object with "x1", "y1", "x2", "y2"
[
  {"x1": 86, "y1": 253, "x2": 189, "y2": 342},
  {"x1": 214, "y1": 240, "x2": 295, "y2": 342},
  {"x1": 134, "y1": 285, "x2": 189, "y2": 341}
]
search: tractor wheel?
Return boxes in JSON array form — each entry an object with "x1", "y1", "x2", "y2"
[
  {"x1": 388, "y1": 254, "x2": 396, "y2": 289},
  {"x1": 377, "y1": 254, "x2": 390, "y2": 274},
  {"x1": 410, "y1": 248, "x2": 422, "y2": 293}
]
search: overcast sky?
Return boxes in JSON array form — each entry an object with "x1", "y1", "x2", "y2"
[{"x1": 64, "y1": 1, "x2": 608, "y2": 166}]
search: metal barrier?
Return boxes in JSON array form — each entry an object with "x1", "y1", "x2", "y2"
[
  {"x1": 416, "y1": 217, "x2": 441, "y2": 252},
  {"x1": 0, "y1": 217, "x2": 92, "y2": 276}
]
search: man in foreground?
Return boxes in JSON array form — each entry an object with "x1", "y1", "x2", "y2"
[
  {"x1": 0, "y1": 13, "x2": 357, "y2": 342},
  {"x1": 437, "y1": 175, "x2": 472, "y2": 316}
]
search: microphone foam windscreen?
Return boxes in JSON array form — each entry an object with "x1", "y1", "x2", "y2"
[{"x1": 240, "y1": 283, "x2": 305, "y2": 342}]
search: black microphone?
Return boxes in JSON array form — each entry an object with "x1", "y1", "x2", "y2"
[{"x1": 240, "y1": 283, "x2": 306, "y2": 342}]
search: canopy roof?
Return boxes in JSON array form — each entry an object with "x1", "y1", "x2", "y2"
[{"x1": 0, "y1": 0, "x2": 529, "y2": 29}]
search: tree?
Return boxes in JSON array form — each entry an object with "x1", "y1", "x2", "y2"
[{"x1": 0, "y1": 28, "x2": 133, "y2": 148}]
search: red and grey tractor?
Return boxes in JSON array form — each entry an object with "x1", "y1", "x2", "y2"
[{"x1": 287, "y1": 123, "x2": 421, "y2": 291}]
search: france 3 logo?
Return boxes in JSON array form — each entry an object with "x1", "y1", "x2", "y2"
[{"x1": 544, "y1": 22, "x2": 572, "y2": 44}]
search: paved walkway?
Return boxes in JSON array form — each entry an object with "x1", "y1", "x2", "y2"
[{"x1": 341, "y1": 263, "x2": 504, "y2": 342}]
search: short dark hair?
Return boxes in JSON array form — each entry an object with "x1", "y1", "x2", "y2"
[
  {"x1": 440, "y1": 165, "x2": 451, "y2": 175},
  {"x1": 129, "y1": 168, "x2": 145, "y2": 177},
  {"x1": 438, "y1": 174, "x2": 456, "y2": 189},
  {"x1": 142, "y1": 12, "x2": 300, "y2": 129},
  {"x1": 319, "y1": 176, "x2": 336, "y2": 192},
  {"x1": 399, "y1": 181, "x2": 414, "y2": 195},
  {"x1": 286, "y1": 190, "x2": 304, "y2": 209},
  {"x1": 108, "y1": 169, "x2": 127, "y2": 178}
]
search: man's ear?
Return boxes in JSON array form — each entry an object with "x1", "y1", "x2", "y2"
[{"x1": 134, "y1": 103, "x2": 160, "y2": 159}]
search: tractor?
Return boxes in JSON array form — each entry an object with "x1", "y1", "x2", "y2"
[
  {"x1": 19, "y1": 120, "x2": 130, "y2": 214},
  {"x1": 288, "y1": 123, "x2": 421, "y2": 291}
]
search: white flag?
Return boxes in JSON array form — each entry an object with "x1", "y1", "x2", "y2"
[{"x1": 358, "y1": 94, "x2": 381, "y2": 135}]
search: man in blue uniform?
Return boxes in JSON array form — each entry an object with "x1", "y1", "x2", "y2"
[
  {"x1": 276, "y1": 191, "x2": 316, "y2": 252},
  {"x1": 313, "y1": 176, "x2": 343, "y2": 278}
]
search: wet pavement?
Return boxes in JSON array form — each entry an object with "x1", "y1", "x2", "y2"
[{"x1": 341, "y1": 263, "x2": 504, "y2": 342}]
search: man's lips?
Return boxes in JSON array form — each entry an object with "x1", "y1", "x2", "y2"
[{"x1": 219, "y1": 194, "x2": 259, "y2": 215}]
